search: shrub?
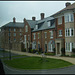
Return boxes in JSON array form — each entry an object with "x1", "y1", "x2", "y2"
[
  {"x1": 38, "y1": 48, "x2": 43, "y2": 53},
  {"x1": 33, "y1": 49, "x2": 38, "y2": 53},
  {"x1": 53, "y1": 48, "x2": 56, "y2": 54},
  {"x1": 21, "y1": 48, "x2": 26, "y2": 52},
  {"x1": 72, "y1": 48, "x2": 75, "y2": 53},
  {"x1": 71, "y1": 54, "x2": 75, "y2": 57},
  {"x1": 45, "y1": 52, "x2": 55, "y2": 56},
  {"x1": 28, "y1": 47, "x2": 32, "y2": 53}
]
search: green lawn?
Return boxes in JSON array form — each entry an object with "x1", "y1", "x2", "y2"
[{"x1": 3, "y1": 56, "x2": 73, "y2": 70}]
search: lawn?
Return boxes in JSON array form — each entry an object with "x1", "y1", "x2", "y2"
[{"x1": 3, "y1": 56, "x2": 73, "y2": 70}]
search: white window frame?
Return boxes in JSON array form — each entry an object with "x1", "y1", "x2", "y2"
[
  {"x1": 14, "y1": 28, "x2": 16, "y2": 32},
  {"x1": 20, "y1": 29, "x2": 22, "y2": 32},
  {"x1": 58, "y1": 17, "x2": 62, "y2": 25},
  {"x1": 47, "y1": 21, "x2": 51, "y2": 27},
  {"x1": 65, "y1": 13, "x2": 74, "y2": 23},
  {"x1": 59, "y1": 30, "x2": 62, "y2": 36},
  {"x1": 36, "y1": 25, "x2": 38, "y2": 29},
  {"x1": 50, "y1": 31, "x2": 53, "y2": 39},
  {"x1": 33, "y1": 33, "x2": 36, "y2": 40},
  {"x1": 14, "y1": 33, "x2": 16, "y2": 36}
]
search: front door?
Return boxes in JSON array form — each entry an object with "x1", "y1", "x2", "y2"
[
  {"x1": 45, "y1": 44, "x2": 47, "y2": 53},
  {"x1": 57, "y1": 43, "x2": 60, "y2": 54}
]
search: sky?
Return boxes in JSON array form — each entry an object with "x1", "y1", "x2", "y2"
[{"x1": 0, "y1": 1, "x2": 75, "y2": 27}]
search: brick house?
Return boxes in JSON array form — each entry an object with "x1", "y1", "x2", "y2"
[
  {"x1": 32, "y1": 13, "x2": 56, "y2": 53},
  {"x1": 1, "y1": 2, "x2": 75, "y2": 56},
  {"x1": 51, "y1": 2, "x2": 75, "y2": 56},
  {"x1": 1, "y1": 17, "x2": 25, "y2": 51}
]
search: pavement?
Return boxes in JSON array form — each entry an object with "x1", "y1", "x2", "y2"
[{"x1": 5, "y1": 49, "x2": 75, "y2": 65}]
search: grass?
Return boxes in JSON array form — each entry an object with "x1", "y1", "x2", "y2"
[{"x1": 3, "y1": 56, "x2": 73, "y2": 70}]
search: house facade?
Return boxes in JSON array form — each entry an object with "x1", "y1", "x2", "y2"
[{"x1": 1, "y1": 2, "x2": 75, "y2": 56}]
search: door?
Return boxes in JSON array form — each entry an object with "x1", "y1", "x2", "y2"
[
  {"x1": 45, "y1": 44, "x2": 47, "y2": 53},
  {"x1": 57, "y1": 43, "x2": 60, "y2": 54}
]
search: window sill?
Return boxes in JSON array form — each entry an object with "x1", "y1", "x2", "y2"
[{"x1": 59, "y1": 35, "x2": 62, "y2": 37}]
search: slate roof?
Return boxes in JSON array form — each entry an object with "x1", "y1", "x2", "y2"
[
  {"x1": 32, "y1": 16, "x2": 55, "y2": 32},
  {"x1": 26, "y1": 20, "x2": 37, "y2": 29},
  {"x1": 51, "y1": 3, "x2": 75, "y2": 17},
  {"x1": 2, "y1": 22, "x2": 24, "y2": 28}
]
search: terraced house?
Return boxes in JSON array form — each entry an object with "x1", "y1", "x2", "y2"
[{"x1": 1, "y1": 2, "x2": 75, "y2": 56}]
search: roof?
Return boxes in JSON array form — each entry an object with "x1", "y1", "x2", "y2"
[
  {"x1": 51, "y1": 3, "x2": 75, "y2": 17},
  {"x1": 26, "y1": 20, "x2": 37, "y2": 29},
  {"x1": 2, "y1": 22, "x2": 24, "y2": 28},
  {"x1": 32, "y1": 17, "x2": 55, "y2": 32}
]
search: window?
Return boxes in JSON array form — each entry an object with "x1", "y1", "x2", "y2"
[
  {"x1": 36, "y1": 25, "x2": 38, "y2": 29},
  {"x1": 71, "y1": 28, "x2": 74, "y2": 36},
  {"x1": 65, "y1": 15, "x2": 69, "y2": 23},
  {"x1": 65, "y1": 13, "x2": 74, "y2": 23},
  {"x1": 58, "y1": 17, "x2": 62, "y2": 25},
  {"x1": 47, "y1": 21, "x2": 51, "y2": 27},
  {"x1": 38, "y1": 33, "x2": 40, "y2": 39},
  {"x1": 59, "y1": 30, "x2": 62, "y2": 36},
  {"x1": 33, "y1": 33, "x2": 36, "y2": 40},
  {"x1": 14, "y1": 28, "x2": 16, "y2": 32},
  {"x1": 20, "y1": 33, "x2": 22, "y2": 36},
  {"x1": 8, "y1": 33, "x2": 11, "y2": 36},
  {"x1": 65, "y1": 43, "x2": 70, "y2": 52},
  {"x1": 14, "y1": 38, "x2": 16, "y2": 42},
  {"x1": 20, "y1": 29, "x2": 22, "y2": 32},
  {"x1": 9, "y1": 28, "x2": 11, "y2": 31},
  {"x1": 50, "y1": 31, "x2": 53, "y2": 38},
  {"x1": 25, "y1": 25, "x2": 28, "y2": 32},
  {"x1": 44, "y1": 32, "x2": 47, "y2": 38},
  {"x1": 14, "y1": 33, "x2": 16, "y2": 36},
  {"x1": 65, "y1": 28, "x2": 74, "y2": 37}
]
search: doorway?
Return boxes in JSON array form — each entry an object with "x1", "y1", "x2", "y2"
[
  {"x1": 45, "y1": 44, "x2": 47, "y2": 53},
  {"x1": 57, "y1": 43, "x2": 60, "y2": 54}
]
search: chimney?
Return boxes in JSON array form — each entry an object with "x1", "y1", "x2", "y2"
[
  {"x1": 65, "y1": 2, "x2": 71, "y2": 7},
  {"x1": 13, "y1": 17, "x2": 16, "y2": 23},
  {"x1": 23, "y1": 18, "x2": 26, "y2": 23},
  {"x1": 40, "y1": 13, "x2": 45, "y2": 20},
  {"x1": 32, "y1": 17, "x2": 36, "y2": 21}
]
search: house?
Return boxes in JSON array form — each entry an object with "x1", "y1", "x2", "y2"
[
  {"x1": 32, "y1": 13, "x2": 56, "y2": 53},
  {"x1": 1, "y1": 2, "x2": 75, "y2": 56},
  {"x1": 1, "y1": 17, "x2": 25, "y2": 51},
  {"x1": 51, "y1": 2, "x2": 75, "y2": 56}
]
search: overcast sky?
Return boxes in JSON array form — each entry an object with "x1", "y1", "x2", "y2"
[{"x1": 0, "y1": 1, "x2": 75, "y2": 27}]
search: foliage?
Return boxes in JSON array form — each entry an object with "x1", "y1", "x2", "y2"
[
  {"x1": 53, "y1": 48, "x2": 56, "y2": 54},
  {"x1": 72, "y1": 48, "x2": 75, "y2": 53},
  {"x1": 45, "y1": 52, "x2": 55, "y2": 56},
  {"x1": 71, "y1": 54, "x2": 75, "y2": 57},
  {"x1": 21, "y1": 48, "x2": 26, "y2": 52},
  {"x1": 4, "y1": 56, "x2": 73, "y2": 70}
]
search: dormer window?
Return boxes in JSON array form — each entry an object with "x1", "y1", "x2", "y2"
[
  {"x1": 36, "y1": 25, "x2": 38, "y2": 29},
  {"x1": 47, "y1": 21, "x2": 51, "y2": 27}
]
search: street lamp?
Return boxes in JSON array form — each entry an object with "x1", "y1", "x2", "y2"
[{"x1": 9, "y1": 27, "x2": 11, "y2": 60}]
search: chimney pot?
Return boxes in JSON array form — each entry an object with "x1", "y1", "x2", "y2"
[
  {"x1": 32, "y1": 17, "x2": 36, "y2": 21},
  {"x1": 65, "y1": 2, "x2": 71, "y2": 7},
  {"x1": 40, "y1": 13, "x2": 45, "y2": 20},
  {"x1": 13, "y1": 17, "x2": 16, "y2": 23}
]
